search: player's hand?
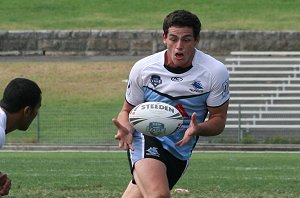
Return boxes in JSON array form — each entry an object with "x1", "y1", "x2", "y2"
[
  {"x1": 176, "y1": 112, "x2": 198, "y2": 147},
  {"x1": 0, "y1": 172, "x2": 11, "y2": 196},
  {"x1": 112, "y1": 118, "x2": 134, "y2": 150}
]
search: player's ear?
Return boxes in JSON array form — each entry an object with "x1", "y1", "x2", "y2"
[
  {"x1": 23, "y1": 106, "x2": 32, "y2": 117},
  {"x1": 162, "y1": 33, "x2": 167, "y2": 44}
]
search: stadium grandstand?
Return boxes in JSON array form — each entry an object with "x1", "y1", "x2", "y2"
[{"x1": 202, "y1": 51, "x2": 300, "y2": 144}]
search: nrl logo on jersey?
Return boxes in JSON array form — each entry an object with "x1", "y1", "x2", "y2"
[
  {"x1": 150, "y1": 75, "x2": 162, "y2": 87},
  {"x1": 190, "y1": 81, "x2": 204, "y2": 93}
]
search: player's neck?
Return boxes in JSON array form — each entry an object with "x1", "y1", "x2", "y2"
[{"x1": 164, "y1": 64, "x2": 192, "y2": 74}]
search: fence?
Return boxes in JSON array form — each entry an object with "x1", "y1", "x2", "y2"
[
  {"x1": 6, "y1": 106, "x2": 119, "y2": 145},
  {"x1": 223, "y1": 104, "x2": 300, "y2": 144},
  {"x1": 5, "y1": 106, "x2": 300, "y2": 145}
]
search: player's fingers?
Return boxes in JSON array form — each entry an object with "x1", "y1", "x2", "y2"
[
  {"x1": 117, "y1": 138, "x2": 133, "y2": 150},
  {"x1": 190, "y1": 112, "x2": 197, "y2": 125},
  {"x1": 128, "y1": 143, "x2": 134, "y2": 151},
  {"x1": 119, "y1": 141, "x2": 129, "y2": 150},
  {"x1": 0, "y1": 178, "x2": 11, "y2": 196},
  {"x1": 176, "y1": 136, "x2": 189, "y2": 146},
  {"x1": 118, "y1": 141, "x2": 124, "y2": 149},
  {"x1": 175, "y1": 140, "x2": 184, "y2": 147},
  {"x1": 2, "y1": 180, "x2": 11, "y2": 195},
  {"x1": 176, "y1": 132, "x2": 193, "y2": 147},
  {"x1": 114, "y1": 134, "x2": 120, "y2": 140},
  {"x1": 0, "y1": 173, "x2": 6, "y2": 178},
  {"x1": 117, "y1": 138, "x2": 127, "y2": 148},
  {"x1": 0, "y1": 173, "x2": 7, "y2": 185}
]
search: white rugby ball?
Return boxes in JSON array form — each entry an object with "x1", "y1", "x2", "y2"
[{"x1": 129, "y1": 102, "x2": 183, "y2": 137}]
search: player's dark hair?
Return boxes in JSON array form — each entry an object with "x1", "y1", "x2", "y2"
[
  {"x1": 163, "y1": 10, "x2": 201, "y2": 40},
  {"x1": 0, "y1": 78, "x2": 42, "y2": 113}
]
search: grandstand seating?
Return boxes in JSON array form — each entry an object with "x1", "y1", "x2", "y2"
[{"x1": 216, "y1": 51, "x2": 300, "y2": 143}]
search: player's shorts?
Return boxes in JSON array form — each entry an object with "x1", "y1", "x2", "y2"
[{"x1": 127, "y1": 134, "x2": 189, "y2": 189}]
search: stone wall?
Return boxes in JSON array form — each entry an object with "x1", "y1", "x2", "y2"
[{"x1": 0, "y1": 30, "x2": 299, "y2": 56}]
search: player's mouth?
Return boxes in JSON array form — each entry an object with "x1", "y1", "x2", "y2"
[{"x1": 175, "y1": 52, "x2": 184, "y2": 60}]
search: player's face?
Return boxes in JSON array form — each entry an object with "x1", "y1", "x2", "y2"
[{"x1": 163, "y1": 26, "x2": 199, "y2": 68}]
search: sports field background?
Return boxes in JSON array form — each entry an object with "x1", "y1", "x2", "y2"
[
  {"x1": 1, "y1": 1, "x2": 300, "y2": 197},
  {"x1": 0, "y1": 152, "x2": 299, "y2": 197},
  {"x1": 1, "y1": 0, "x2": 300, "y2": 145},
  {"x1": 0, "y1": 0, "x2": 299, "y2": 31}
]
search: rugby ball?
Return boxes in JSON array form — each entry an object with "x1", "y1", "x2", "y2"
[{"x1": 129, "y1": 102, "x2": 183, "y2": 137}]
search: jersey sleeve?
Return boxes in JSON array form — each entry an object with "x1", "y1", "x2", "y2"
[
  {"x1": 0, "y1": 127, "x2": 5, "y2": 147},
  {"x1": 125, "y1": 62, "x2": 145, "y2": 106},
  {"x1": 0, "y1": 111, "x2": 6, "y2": 147},
  {"x1": 207, "y1": 63, "x2": 230, "y2": 107}
]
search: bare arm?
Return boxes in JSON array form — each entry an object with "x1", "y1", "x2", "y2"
[
  {"x1": 176, "y1": 100, "x2": 229, "y2": 146},
  {"x1": 196, "y1": 100, "x2": 229, "y2": 136}
]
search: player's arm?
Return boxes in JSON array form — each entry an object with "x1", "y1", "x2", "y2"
[
  {"x1": 112, "y1": 101, "x2": 135, "y2": 150},
  {"x1": 197, "y1": 100, "x2": 229, "y2": 136},
  {"x1": 176, "y1": 100, "x2": 229, "y2": 146}
]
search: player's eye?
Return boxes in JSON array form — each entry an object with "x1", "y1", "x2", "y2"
[
  {"x1": 182, "y1": 37, "x2": 192, "y2": 42},
  {"x1": 169, "y1": 37, "x2": 177, "y2": 42}
]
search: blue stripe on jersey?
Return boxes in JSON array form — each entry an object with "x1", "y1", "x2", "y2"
[{"x1": 143, "y1": 86, "x2": 209, "y2": 160}]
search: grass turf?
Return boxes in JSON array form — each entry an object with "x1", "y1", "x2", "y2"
[
  {"x1": 0, "y1": 62, "x2": 131, "y2": 144},
  {"x1": 0, "y1": 152, "x2": 299, "y2": 197},
  {"x1": 0, "y1": 0, "x2": 299, "y2": 31}
]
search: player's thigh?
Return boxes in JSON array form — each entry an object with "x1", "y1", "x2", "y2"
[{"x1": 134, "y1": 158, "x2": 169, "y2": 195}]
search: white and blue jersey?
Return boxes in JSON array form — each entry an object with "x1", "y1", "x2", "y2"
[
  {"x1": 126, "y1": 49, "x2": 230, "y2": 160},
  {"x1": 0, "y1": 108, "x2": 7, "y2": 147}
]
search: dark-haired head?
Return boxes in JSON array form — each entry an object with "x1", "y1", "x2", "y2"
[
  {"x1": 0, "y1": 78, "x2": 42, "y2": 113},
  {"x1": 163, "y1": 10, "x2": 201, "y2": 40}
]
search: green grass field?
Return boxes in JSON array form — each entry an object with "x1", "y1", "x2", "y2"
[
  {"x1": 0, "y1": 0, "x2": 299, "y2": 31},
  {"x1": 0, "y1": 152, "x2": 299, "y2": 197},
  {"x1": 0, "y1": 61, "x2": 131, "y2": 144},
  {"x1": 1, "y1": 1, "x2": 300, "y2": 197}
]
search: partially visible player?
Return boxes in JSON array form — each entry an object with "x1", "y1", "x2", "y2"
[
  {"x1": 0, "y1": 172, "x2": 10, "y2": 196},
  {"x1": 0, "y1": 78, "x2": 42, "y2": 196},
  {"x1": 112, "y1": 10, "x2": 230, "y2": 198}
]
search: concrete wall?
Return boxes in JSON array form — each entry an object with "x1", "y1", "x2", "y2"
[{"x1": 0, "y1": 30, "x2": 299, "y2": 56}]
